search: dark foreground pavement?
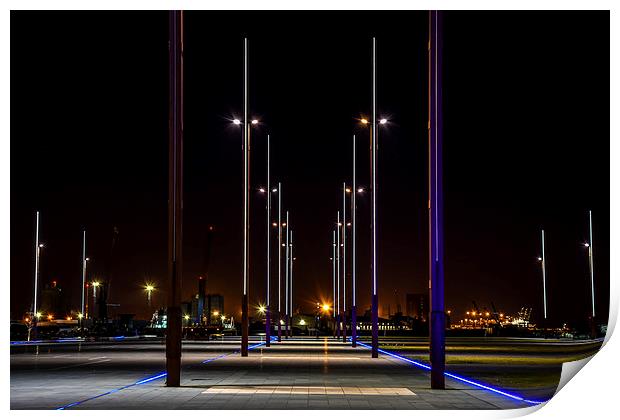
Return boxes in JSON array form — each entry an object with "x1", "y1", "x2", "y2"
[{"x1": 10, "y1": 337, "x2": 538, "y2": 410}]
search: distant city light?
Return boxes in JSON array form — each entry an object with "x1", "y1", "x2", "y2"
[
  {"x1": 537, "y1": 257, "x2": 543, "y2": 261},
  {"x1": 213, "y1": 311, "x2": 219, "y2": 316},
  {"x1": 322, "y1": 304, "x2": 330, "y2": 312},
  {"x1": 584, "y1": 242, "x2": 590, "y2": 247},
  {"x1": 251, "y1": 119, "x2": 259, "y2": 125},
  {"x1": 299, "y1": 319, "x2": 306, "y2": 326},
  {"x1": 258, "y1": 305, "x2": 266, "y2": 314},
  {"x1": 232, "y1": 119, "x2": 241, "y2": 125},
  {"x1": 77, "y1": 313, "x2": 83, "y2": 320},
  {"x1": 272, "y1": 188, "x2": 278, "y2": 193},
  {"x1": 145, "y1": 284, "x2": 155, "y2": 292},
  {"x1": 379, "y1": 118, "x2": 388, "y2": 124},
  {"x1": 272, "y1": 222, "x2": 278, "y2": 227},
  {"x1": 47, "y1": 314, "x2": 53, "y2": 321},
  {"x1": 357, "y1": 188, "x2": 364, "y2": 193},
  {"x1": 259, "y1": 188, "x2": 266, "y2": 193},
  {"x1": 184, "y1": 314, "x2": 190, "y2": 321},
  {"x1": 360, "y1": 118, "x2": 369, "y2": 125},
  {"x1": 345, "y1": 188, "x2": 352, "y2": 193}
]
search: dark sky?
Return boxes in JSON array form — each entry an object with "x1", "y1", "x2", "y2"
[{"x1": 11, "y1": 11, "x2": 609, "y2": 327}]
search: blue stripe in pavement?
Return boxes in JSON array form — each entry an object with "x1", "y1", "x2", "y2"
[
  {"x1": 56, "y1": 341, "x2": 268, "y2": 410},
  {"x1": 354, "y1": 341, "x2": 546, "y2": 405}
]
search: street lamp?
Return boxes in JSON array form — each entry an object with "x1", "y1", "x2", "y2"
[
  {"x1": 285, "y1": 211, "x2": 290, "y2": 338},
  {"x1": 257, "y1": 136, "x2": 275, "y2": 347},
  {"x1": 277, "y1": 182, "x2": 283, "y2": 342},
  {"x1": 332, "y1": 230, "x2": 336, "y2": 338},
  {"x1": 91, "y1": 279, "x2": 99, "y2": 319},
  {"x1": 539, "y1": 229, "x2": 547, "y2": 322},
  {"x1": 341, "y1": 183, "x2": 348, "y2": 344},
  {"x1": 145, "y1": 284, "x2": 155, "y2": 307},
  {"x1": 81, "y1": 230, "x2": 88, "y2": 335},
  {"x1": 32, "y1": 211, "x2": 43, "y2": 341},
  {"x1": 360, "y1": 39, "x2": 389, "y2": 358},
  {"x1": 336, "y1": 211, "x2": 341, "y2": 339}
]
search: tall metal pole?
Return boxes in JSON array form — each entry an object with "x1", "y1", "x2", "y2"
[
  {"x1": 351, "y1": 135, "x2": 357, "y2": 347},
  {"x1": 33, "y1": 211, "x2": 40, "y2": 318},
  {"x1": 541, "y1": 229, "x2": 547, "y2": 320},
  {"x1": 370, "y1": 37, "x2": 379, "y2": 358},
  {"x1": 429, "y1": 10, "x2": 446, "y2": 388},
  {"x1": 285, "y1": 211, "x2": 290, "y2": 338},
  {"x1": 342, "y1": 183, "x2": 347, "y2": 343},
  {"x1": 277, "y1": 182, "x2": 282, "y2": 341},
  {"x1": 241, "y1": 37, "x2": 250, "y2": 357},
  {"x1": 336, "y1": 210, "x2": 341, "y2": 338},
  {"x1": 81, "y1": 230, "x2": 87, "y2": 322},
  {"x1": 332, "y1": 230, "x2": 336, "y2": 337},
  {"x1": 166, "y1": 10, "x2": 184, "y2": 387},
  {"x1": 265, "y1": 135, "x2": 271, "y2": 347},
  {"x1": 588, "y1": 210, "x2": 595, "y2": 319},
  {"x1": 290, "y1": 230, "x2": 294, "y2": 335}
]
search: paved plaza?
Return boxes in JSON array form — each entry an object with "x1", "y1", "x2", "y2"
[{"x1": 10, "y1": 337, "x2": 537, "y2": 410}]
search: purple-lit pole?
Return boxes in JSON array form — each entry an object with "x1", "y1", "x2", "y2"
[
  {"x1": 166, "y1": 10, "x2": 184, "y2": 387},
  {"x1": 332, "y1": 230, "x2": 336, "y2": 337},
  {"x1": 351, "y1": 135, "x2": 357, "y2": 347},
  {"x1": 265, "y1": 134, "x2": 271, "y2": 347},
  {"x1": 342, "y1": 182, "x2": 347, "y2": 343},
  {"x1": 429, "y1": 10, "x2": 446, "y2": 389},
  {"x1": 370, "y1": 37, "x2": 379, "y2": 358}
]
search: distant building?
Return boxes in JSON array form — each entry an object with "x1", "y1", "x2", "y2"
[{"x1": 406, "y1": 293, "x2": 428, "y2": 321}]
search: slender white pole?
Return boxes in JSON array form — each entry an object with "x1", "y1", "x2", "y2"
[
  {"x1": 81, "y1": 230, "x2": 87, "y2": 317},
  {"x1": 290, "y1": 230, "x2": 293, "y2": 316},
  {"x1": 588, "y1": 210, "x2": 595, "y2": 318},
  {"x1": 337, "y1": 211, "x2": 340, "y2": 315},
  {"x1": 285, "y1": 211, "x2": 290, "y2": 316},
  {"x1": 278, "y1": 183, "x2": 282, "y2": 313},
  {"x1": 342, "y1": 182, "x2": 347, "y2": 314},
  {"x1": 332, "y1": 230, "x2": 336, "y2": 318},
  {"x1": 33, "y1": 211, "x2": 40, "y2": 316},
  {"x1": 352, "y1": 135, "x2": 356, "y2": 308},
  {"x1": 266, "y1": 135, "x2": 270, "y2": 308},
  {"x1": 541, "y1": 229, "x2": 547, "y2": 320}
]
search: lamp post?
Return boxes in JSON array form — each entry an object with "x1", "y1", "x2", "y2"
[
  {"x1": 285, "y1": 211, "x2": 290, "y2": 338},
  {"x1": 332, "y1": 230, "x2": 336, "y2": 338},
  {"x1": 277, "y1": 182, "x2": 283, "y2": 342},
  {"x1": 342, "y1": 183, "x2": 347, "y2": 343},
  {"x1": 32, "y1": 211, "x2": 42, "y2": 340},
  {"x1": 539, "y1": 229, "x2": 547, "y2": 322},
  {"x1": 265, "y1": 135, "x2": 272, "y2": 347},
  {"x1": 290, "y1": 230, "x2": 294, "y2": 337},
  {"x1": 360, "y1": 40, "x2": 388, "y2": 357},
  {"x1": 81, "y1": 230, "x2": 88, "y2": 335},
  {"x1": 91, "y1": 280, "x2": 100, "y2": 320},
  {"x1": 351, "y1": 135, "x2": 358, "y2": 347},
  {"x1": 145, "y1": 284, "x2": 155, "y2": 307},
  {"x1": 586, "y1": 210, "x2": 596, "y2": 323},
  {"x1": 336, "y1": 211, "x2": 341, "y2": 338}
]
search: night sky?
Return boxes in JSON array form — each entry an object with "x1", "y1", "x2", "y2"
[{"x1": 11, "y1": 11, "x2": 609, "y2": 327}]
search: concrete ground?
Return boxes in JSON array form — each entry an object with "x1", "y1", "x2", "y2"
[{"x1": 10, "y1": 337, "x2": 536, "y2": 410}]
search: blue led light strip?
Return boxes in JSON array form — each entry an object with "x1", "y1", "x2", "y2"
[
  {"x1": 56, "y1": 340, "x2": 268, "y2": 410},
  {"x1": 354, "y1": 341, "x2": 546, "y2": 405}
]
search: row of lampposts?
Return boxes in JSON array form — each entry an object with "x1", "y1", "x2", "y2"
[
  {"x1": 537, "y1": 210, "x2": 598, "y2": 333},
  {"x1": 235, "y1": 37, "x2": 298, "y2": 354},
  {"x1": 28, "y1": 212, "x2": 157, "y2": 339}
]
